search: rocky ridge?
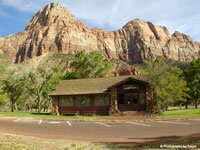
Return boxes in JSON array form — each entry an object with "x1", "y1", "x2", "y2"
[{"x1": 0, "y1": 3, "x2": 199, "y2": 64}]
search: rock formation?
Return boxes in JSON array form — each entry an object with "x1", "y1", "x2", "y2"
[{"x1": 0, "y1": 3, "x2": 199, "y2": 64}]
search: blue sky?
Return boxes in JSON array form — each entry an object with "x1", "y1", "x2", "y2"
[{"x1": 0, "y1": 0, "x2": 200, "y2": 41}]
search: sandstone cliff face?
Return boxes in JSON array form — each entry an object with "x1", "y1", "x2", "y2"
[
  {"x1": 0, "y1": 37, "x2": 4, "y2": 50},
  {"x1": 0, "y1": 3, "x2": 199, "y2": 63}
]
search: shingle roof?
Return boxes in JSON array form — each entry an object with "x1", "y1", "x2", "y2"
[{"x1": 49, "y1": 76, "x2": 147, "y2": 96}]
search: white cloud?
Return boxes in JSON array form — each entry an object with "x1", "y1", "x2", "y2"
[
  {"x1": 0, "y1": 0, "x2": 48, "y2": 12},
  {"x1": 0, "y1": 0, "x2": 200, "y2": 40}
]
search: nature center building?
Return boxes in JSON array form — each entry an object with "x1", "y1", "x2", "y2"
[{"x1": 50, "y1": 76, "x2": 154, "y2": 115}]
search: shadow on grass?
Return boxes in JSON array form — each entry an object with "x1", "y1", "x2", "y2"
[{"x1": 103, "y1": 133, "x2": 200, "y2": 149}]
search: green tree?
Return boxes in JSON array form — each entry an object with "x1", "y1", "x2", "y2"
[
  {"x1": 2, "y1": 75, "x2": 25, "y2": 112},
  {"x1": 2, "y1": 64, "x2": 28, "y2": 112},
  {"x1": 64, "y1": 51, "x2": 112, "y2": 79},
  {"x1": 25, "y1": 63, "x2": 64, "y2": 112},
  {"x1": 0, "y1": 53, "x2": 10, "y2": 110},
  {"x1": 141, "y1": 58, "x2": 188, "y2": 111},
  {"x1": 1, "y1": 61, "x2": 27, "y2": 112},
  {"x1": 0, "y1": 53, "x2": 67, "y2": 112},
  {"x1": 184, "y1": 58, "x2": 200, "y2": 108},
  {"x1": 0, "y1": 91, "x2": 8, "y2": 107}
]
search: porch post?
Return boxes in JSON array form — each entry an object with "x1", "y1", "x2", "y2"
[
  {"x1": 109, "y1": 87, "x2": 120, "y2": 115},
  {"x1": 52, "y1": 96, "x2": 60, "y2": 116}
]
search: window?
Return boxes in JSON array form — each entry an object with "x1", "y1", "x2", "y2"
[
  {"x1": 59, "y1": 96, "x2": 74, "y2": 107},
  {"x1": 139, "y1": 92, "x2": 146, "y2": 104},
  {"x1": 94, "y1": 95, "x2": 104, "y2": 106},
  {"x1": 104, "y1": 95, "x2": 110, "y2": 106},
  {"x1": 94, "y1": 94, "x2": 110, "y2": 106},
  {"x1": 75, "y1": 96, "x2": 91, "y2": 107}
]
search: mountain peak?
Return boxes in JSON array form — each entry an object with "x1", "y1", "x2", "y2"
[
  {"x1": 0, "y1": 3, "x2": 199, "y2": 63},
  {"x1": 25, "y1": 3, "x2": 76, "y2": 30},
  {"x1": 47, "y1": 2, "x2": 64, "y2": 8},
  {"x1": 42, "y1": 3, "x2": 69, "y2": 15}
]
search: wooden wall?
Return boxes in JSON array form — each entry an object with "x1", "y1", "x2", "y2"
[{"x1": 55, "y1": 94, "x2": 110, "y2": 115}]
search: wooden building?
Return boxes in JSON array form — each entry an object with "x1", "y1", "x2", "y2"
[{"x1": 50, "y1": 76, "x2": 154, "y2": 115}]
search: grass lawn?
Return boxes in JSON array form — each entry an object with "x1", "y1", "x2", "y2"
[
  {"x1": 0, "y1": 132, "x2": 111, "y2": 150},
  {"x1": 161, "y1": 108, "x2": 200, "y2": 117},
  {"x1": 0, "y1": 132, "x2": 199, "y2": 150},
  {"x1": 0, "y1": 111, "x2": 108, "y2": 120},
  {"x1": 0, "y1": 109, "x2": 200, "y2": 120}
]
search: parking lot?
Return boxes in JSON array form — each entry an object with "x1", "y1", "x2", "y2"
[{"x1": 0, "y1": 117, "x2": 200, "y2": 142}]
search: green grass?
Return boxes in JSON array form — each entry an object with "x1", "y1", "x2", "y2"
[
  {"x1": 0, "y1": 132, "x2": 110, "y2": 150},
  {"x1": 1, "y1": 109, "x2": 200, "y2": 120},
  {"x1": 0, "y1": 111, "x2": 108, "y2": 120},
  {"x1": 161, "y1": 109, "x2": 200, "y2": 117}
]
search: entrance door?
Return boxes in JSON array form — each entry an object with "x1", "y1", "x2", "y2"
[
  {"x1": 125, "y1": 93, "x2": 138, "y2": 104},
  {"x1": 118, "y1": 92, "x2": 139, "y2": 111}
]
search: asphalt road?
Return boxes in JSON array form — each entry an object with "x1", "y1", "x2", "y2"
[{"x1": 0, "y1": 117, "x2": 200, "y2": 143}]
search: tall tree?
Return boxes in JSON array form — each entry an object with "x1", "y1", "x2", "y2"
[
  {"x1": 1, "y1": 63, "x2": 28, "y2": 112},
  {"x1": 0, "y1": 91, "x2": 8, "y2": 108},
  {"x1": 64, "y1": 51, "x2": 112, "y2": 79},
  {"x1": 2, "y1": 76, "x2": 25, "y2": 112},
  {"x1": 0, "y1": 53, "x2": 68, "y2": 112},
  {"x1": 141, "y1": 58, "x2": 188, "y2": 111},
  {"x1": 0, "y1": 53, "x2": 10, "y2": 110},
  {"x1": 0, "y1": 58, "x2": 27, "y2": 112},
  {"x1": 184, "y1": 58, "x2": 200, "y2": 108},
  {"x1": 25, "y1": 62, "x2": 64, "y2": 112}
]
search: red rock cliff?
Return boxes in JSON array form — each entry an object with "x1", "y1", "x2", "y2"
[{"x1": 0, "y1": 3, "x2": 199, "y2": 63}]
